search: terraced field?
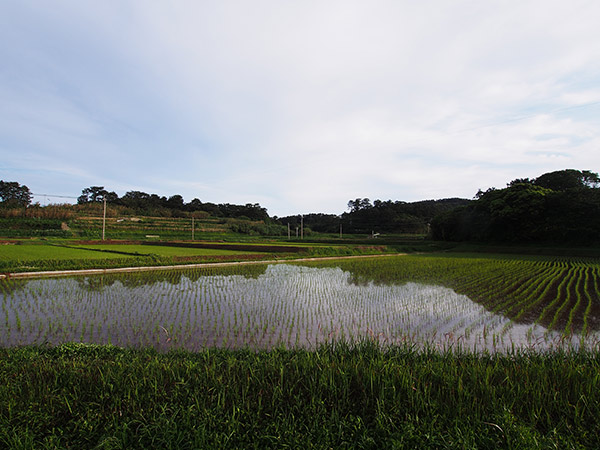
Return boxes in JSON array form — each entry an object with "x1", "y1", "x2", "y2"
[{"x1": 71, "y1": 215, "x2": 231, "y2": 239}]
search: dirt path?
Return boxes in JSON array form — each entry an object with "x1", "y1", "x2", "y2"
[{"x1": 0, "y1": 253, "x2": 406, "y2": 280}]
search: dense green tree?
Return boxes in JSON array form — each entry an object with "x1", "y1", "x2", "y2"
[
  {"x1": 80, "y1": 187, "x2": 272, "y2": 221},
  {"x1": 166, "y1": 195, "x2": 185, "y2": 210},
  {"x1": 342, "y1": 198, "x2": 470, "y2": 234},
  {"x1": 217, "y1": 203, "x2": 269, "y2": 221},
  {"x1": 77, "y1": 186, "x2": 118, "y2": 204},
  {"x1": 474, "y1": 183, "x2": 553, "y2": 241},
  {"x1": 431, "y1": 169, "x2": 600, "y2": 244},
  {"x1": 120, "y1": 191, "x2": 151, "y2": 209},
  {"x1": 507, "y1": 178, "x2": 533, "y2": 187},
  {"x1": 277, "y1": 213, "x2": 342, "y2": 234},
  {"x1": 187, "y1": 198, "x2": 203, "y2": 211},
  {"x1": 0, "y1": 180, "x2": 32, "y2": 207},
  {"x1": 534, "y1": 169, "x2": 599, "y2": 191},
  {"x1": 347, "y1": 198, "x2": 372, "y2": 212}
]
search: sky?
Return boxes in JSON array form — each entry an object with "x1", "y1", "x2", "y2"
[{"x1": 1, "y1": 1, "x2": 600, "y2": 217}]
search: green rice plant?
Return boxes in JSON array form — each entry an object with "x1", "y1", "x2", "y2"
[
  {"x1": 492, "y1": 263, "x2": 557, "y2": 315},
  {"x1": 565, "y1": 267, "x2": 587, "y2": 336},
  {"x1": 547, "y1": 266, "x2": 579, "y2": 334},
  {"x1": 3, "y1": 254, "x2": 600, "y2": 353},
  {"x1": 581, "y1": 267, "x2": 594, "y2": 336},
  {"x1": 510, "y1": 264, "x2": 564, "y2": 322}
]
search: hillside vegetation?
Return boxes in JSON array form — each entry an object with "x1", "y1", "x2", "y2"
[
  {"x1": 3, "y1": 168, "x2": 600, "y2": 244},
  {"x1": 431, "y1": 169, "x2": 600, "y2": 244}
]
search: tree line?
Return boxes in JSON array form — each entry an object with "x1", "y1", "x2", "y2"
[
  {"x1": 0, "y1": 180, "x2": 32, "y2": 208},
  {"x1": 78, "y1": 186, "x2": 270, "y2": 221},
  {"x1": 276, "y1": 198, "x2": 470, "y2": 235},
  {"x1": 430, "y1": 169, "x2": 600, "y2": 244},
  {"x1": 0, "y1": 182, "x2": 270, "y2": 221},
  {"x1": 5, "y1": 168, "x2": 599, "y2": 242}
]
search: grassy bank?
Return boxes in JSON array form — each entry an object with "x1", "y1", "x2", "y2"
[
  {"x1": 0, "y1": 239, "x2": 389, "y2": 273},
  {"x1": 1, "y1": 342, "x2": 599, "y2": 449}
]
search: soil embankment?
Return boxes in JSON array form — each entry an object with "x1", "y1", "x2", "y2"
[{"x1": 0, "y1": 253, "x2": 405, "y2": 279}]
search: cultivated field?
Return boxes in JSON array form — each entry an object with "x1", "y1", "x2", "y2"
[
  {"x1": 2, "y1": 254, "x2": 599, "y2": 353},
  {"x1": 0, "y1": 239, "x2": 386, "y2": 274},
  {"x1": 2, "y1": 251, "x2": 600, "y2": 448}
]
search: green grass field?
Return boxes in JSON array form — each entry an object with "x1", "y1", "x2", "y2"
[
  {"x1": 0, "y1": 239, "x2": 388, "y2": 274},
  {"x1": 0, "y1": 244, "x2": 135, "y2": 261},
  {"x1": 0, "y1": 241, "x2": 285, "y2": 273},
  {"x1": 1, "y1": 342, "x2": 599, "y2": 449},
  {"x1": 2, "y1": 248, "x2": 600, "y2": 447},
  {"x1": 72, "y1": 244, "x2": 264, "y2": 257}
]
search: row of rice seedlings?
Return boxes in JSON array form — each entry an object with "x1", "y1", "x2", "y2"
[
  {"x1": 305, "y1": 255, "x2": 600, "y2": 349},
  {"x1": 2, "y1": 256, "x2": 600, "y2": 352},
  {"x1": 546, "y1": 266, "x2": 580, "y2": 333},
  {"x1": 495, "y1": 263, "x2": 567, "y2": 337},
  {"x1": 512, "y1": 265, "x2": 570, "y2": 326},
  {"x1": 535, "y1": 265, "x2": 576, "y2": 332},
  {"x1": 580, "y1": 266, "x2": 594, "y2": 337},
  {"x1": 463, "y1": 259, "x2": 595, "y2": 343},
  {"x1": 505, "y1": 263, "x2": 564, "y2": 319},
  {"x1": 458, "y1": 259, "x2": 547, "y2": 308},
  {"x1": 580, "y1": 266, "x2": 600, "y2": 338},
  {"x1": 564, "y1": 266, "x2": 587, "y2": 336},
  {"x1": 449, "y1": 258, "x2": 521, "y2": 297},
  {"x1": 486, "y1": 262, "x2": 558, "y2": 314}
]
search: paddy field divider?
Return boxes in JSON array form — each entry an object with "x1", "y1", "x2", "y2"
[{"x1": 0, "y1": 253, "x2": 407, "y2": 279}]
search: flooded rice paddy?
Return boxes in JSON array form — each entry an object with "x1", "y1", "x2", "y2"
[{"x1": 2, "y1": 258, "x2": 600, "y2": 353}]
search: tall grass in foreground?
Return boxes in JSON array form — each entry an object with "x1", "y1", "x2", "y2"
[{"x1": 1, "y1": 342, "x2": 599, "y2": 449}]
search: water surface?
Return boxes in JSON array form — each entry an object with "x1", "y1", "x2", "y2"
[{"x1": 1, "y1": 264, "x2": 597, "y2": 352}]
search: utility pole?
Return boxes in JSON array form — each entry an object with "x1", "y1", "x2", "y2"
[
  {"x1": 287, "y1": 223, "x2": 290, "y2": 240},
  {"x1": 301, "y1": 215, "x2": 304, "y2": 240},
  {"x1": 192, "y1": 216, "x2": 195, "y2": 241},
  {"x1": 102, "y1": 197, "x2": 107, "y2": 241}
]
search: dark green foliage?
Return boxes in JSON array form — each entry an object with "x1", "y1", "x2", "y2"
[
  {"x1": 534, "y1": 169, "x2": 599, "y2": 191},
  {"x1": 279, "y1": 198, "x2": 470, "y2": 235},
  {"x1": 431, "y1": 169, "x2": 600, "y2": 244},
  {"x1": 229, "y1": 220, "x2": 287, "y2": 236},
  {"x1": 0, "y1": 218, "x2": 70, "y2": 238},
  {"x1": 76, "y1": 186, "x2": 271, "y2": 220},
  {"x1": 0, "y1": 181, "x2": 32, "y2": 208},
  {"x1": 0, "y1": 343, "x2": 599, "y2": 449},
  {"x1": 342, "y1": 198, "x2": 471, "y2": 234},
  {"x1": 77, "y1": 186, "x2": 118, "y2": 204},
  {"x1": 278, "y1": 213, "x2": 342, "y2": 233}
]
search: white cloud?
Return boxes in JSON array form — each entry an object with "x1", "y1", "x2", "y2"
[{"x1": 1, "y1": 0, "x2": 600, "y2": 215}]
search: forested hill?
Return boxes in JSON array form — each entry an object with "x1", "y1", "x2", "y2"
[
  {"x1": 1, "y1": 182, "x2": 468, "y2": 237},
  {"x1": 7, "y1": 169, "x2": 599, "y2": 242},
  {"x1": 277, "y1": 198, "x2": 471, "y2": 234},
  {"x1": 76, "y1": 187, "x2": 270, "y2": 221},
  {"x1": 430, "y1": 169, "x2": 600, "y2": 244}
]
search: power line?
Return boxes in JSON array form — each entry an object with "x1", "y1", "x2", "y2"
[{"x1": 31, "y1": 193, "x2": 79, "y2": 199}]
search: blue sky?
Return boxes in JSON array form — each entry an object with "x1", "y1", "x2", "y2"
[{"x1": 1, "y1": 1, "x2": 600, "y2": 217}]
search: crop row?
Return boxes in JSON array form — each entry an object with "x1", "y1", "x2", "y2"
[
  {"x1": 1, "y1": 255, "x2": 600, "y2": 353},
  {"x1": 305, "y1": 255, "x2": 600, "y2": 340}
]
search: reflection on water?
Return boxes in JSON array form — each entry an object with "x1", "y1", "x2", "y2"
[{"x1": 0, "y1": 264, "x2": 598, "y2": 353}]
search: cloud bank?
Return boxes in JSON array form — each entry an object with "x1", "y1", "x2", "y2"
[{"x1": 1, "y1": 0, "x2": 599, "y2": 216}]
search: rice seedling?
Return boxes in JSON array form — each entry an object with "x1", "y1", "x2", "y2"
[{"x1": 1, "y1": 254, "x2": 600, "y2": 353}]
